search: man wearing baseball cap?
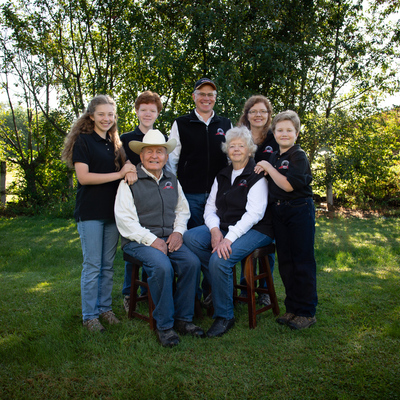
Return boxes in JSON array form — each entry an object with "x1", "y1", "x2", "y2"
[
  {"x1": 115, "y1": 129, "x2": 204, "y2": 347},
  {"x1": 166, "y1": 78, "x2": 232, "y2": 230}
]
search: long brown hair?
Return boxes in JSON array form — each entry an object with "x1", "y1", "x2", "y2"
[
  {"x1": 62, "y1": 95, "x2": 126, "y2": 169},
  {"x1": 237, "y1": 95, "x2": 273, "y2": 140}
]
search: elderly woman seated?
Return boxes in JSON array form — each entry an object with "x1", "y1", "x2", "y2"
[{"x1": 183, "y1": 126, "x2": 274, "y2": 337}]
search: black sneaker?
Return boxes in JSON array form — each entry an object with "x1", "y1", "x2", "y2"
[
  {"x1": 258, "y1": 293, "x2": 271, "y2": 306},
  {"x1": 174, "y1": 320, "x2": 205, "y2": 338},
  {"x1": 156, "y1": 328, "x2": 180, "y2": 347}
]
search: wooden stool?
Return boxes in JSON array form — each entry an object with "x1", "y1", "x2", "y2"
[
  {"x1": 233, "y1": 243, "x2": 280, "y2": 328},
  {"x1": 123, "y1": 252, "x2": 156, "y2": 330},
  {"x1": 123, "y1": 252, "x2": 203, "y2": 330}
]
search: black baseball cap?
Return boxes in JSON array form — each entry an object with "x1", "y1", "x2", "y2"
[{"x1": 194, "y1": 78, "x2": 217, "y2": 91}]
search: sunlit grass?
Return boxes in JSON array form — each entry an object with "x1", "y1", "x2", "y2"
[{"x1": 0, "y1": 216, "x2": 399, "y2": 399}]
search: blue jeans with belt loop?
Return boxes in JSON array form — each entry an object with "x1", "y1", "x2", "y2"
[
  {"x1": 271, "y1": 197, "x2": 318, "y2": 317},
  {"x1": 77, "y1": 219, "x2": 119, "y2": 321}
]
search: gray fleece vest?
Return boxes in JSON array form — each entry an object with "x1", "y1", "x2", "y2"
[{"x1": 121, "y1": 164, "x2": 179, "y2": 249}]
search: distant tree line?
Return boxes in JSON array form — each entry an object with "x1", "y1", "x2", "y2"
[{"x1": 0, "y1": 0, "x2": 399, "y2": 215}]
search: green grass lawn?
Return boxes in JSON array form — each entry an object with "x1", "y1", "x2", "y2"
[{"x1": 0, "y1": 216, "x2": 399, "y2": 399}]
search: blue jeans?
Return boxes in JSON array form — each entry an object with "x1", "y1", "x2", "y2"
[
  {"x1": 123, "y1": 238, "x2": 201, "y2": 330},
  {"x1": 183, "y1": 225, "x2": 273, "y2": 320},
  {"x1": 77, "y1": 219, "x2": 119, "y2": 321},
  {"x1": 122, "y1": 261, "x2": 148, "y2": 296},
  {"x1": 239, "y1": 250, "x2": 275, "y2": 294},
  {"x1": 184, "y1": 192, "x2": 208, "y2": 230},
  {"x1": 184, "y1": 192, "x2": 211, "y2": 298},
  {"x1": 272, "y1": 197, "x2": 318, "y2": 317}
]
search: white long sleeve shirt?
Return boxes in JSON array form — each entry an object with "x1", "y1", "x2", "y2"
[
  {"x1": 114, "y1": 166, "x2": 190, "y2": 246},
  {"x1": 204, "y1": 169, "x2": 269, "y2": 243}
]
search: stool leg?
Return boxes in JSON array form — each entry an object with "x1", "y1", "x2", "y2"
[
  {"x1": 128, "y1": 264, "x2": 139, "y2": 319},
  {"x1": 245, "y1": 254, "x2": 257, "y2": 329},
  {"x1": 261, "y1": 256, "x2": 280, "y2": 316},
  {"x1": 147, "y1": 288, "x2": 156, "y2": 331}
]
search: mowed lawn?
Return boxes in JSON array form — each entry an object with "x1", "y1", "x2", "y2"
[{"x1": 0, "y1": 216, "x2": 399, "y2": 399}]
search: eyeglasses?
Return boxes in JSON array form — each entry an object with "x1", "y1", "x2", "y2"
[
  {"x1": 195, "y1": 92, "x2": 216, "y2": 98},
  {"x1": 248, "y1": 110, "x2": 268, "y2": 115}
]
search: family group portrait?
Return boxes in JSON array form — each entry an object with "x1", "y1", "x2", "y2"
[{"x1": 1, "y1": 0, "x2": 399, "y2": 398}]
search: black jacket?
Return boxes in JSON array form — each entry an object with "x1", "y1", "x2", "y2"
[{"x1": 175, "y1": 110, "x2": 231, "y2": 193}]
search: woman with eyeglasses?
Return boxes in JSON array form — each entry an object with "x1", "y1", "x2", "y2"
[{"x1": 237, "y1": 95, "x2": 279, "y2": 306}]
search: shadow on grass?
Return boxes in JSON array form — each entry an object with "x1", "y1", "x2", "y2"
[{"x1": 1, "y1": 216, "x2": 399, "y2": 399}]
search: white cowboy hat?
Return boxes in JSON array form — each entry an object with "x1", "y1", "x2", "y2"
[{"x1": 129, "y1": 129, "x2": 177, "y2": 155}]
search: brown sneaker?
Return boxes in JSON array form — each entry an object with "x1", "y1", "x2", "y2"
[
  {"x1": 276, "y1": 312, "x2": 295, "y2": 325},
  {"x1": 287, "y1": 315, "x2": 317, "y2": 330},
  {"x1": 100, "y1": 310, "x2": 120, "y2": 325},
  {"x1": 123, "y1": 296, "x2": 130, "y2": 313},
  {"x1": 83, "y1": 318, "x2": 105, "y2": 333}
]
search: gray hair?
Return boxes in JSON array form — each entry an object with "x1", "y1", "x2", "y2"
[{"x1": 222, "y1": 126, "x2": 257, "y2": 158}]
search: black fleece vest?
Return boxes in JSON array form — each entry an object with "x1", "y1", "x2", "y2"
[
  {"x1": 175, "y1": 110, "x2": 231, "y2": 193},
  {"x1": 215, "y1": 158, "x2": 274, "y2": 239}
]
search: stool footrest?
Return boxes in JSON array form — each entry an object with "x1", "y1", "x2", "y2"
[{"x1": 233, "y1": 244, "x2": 280, "y2": 328}]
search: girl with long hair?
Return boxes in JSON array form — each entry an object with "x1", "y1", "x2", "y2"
[{"x1": 62, "y1": 94, "x2": 136, "y2": 332}]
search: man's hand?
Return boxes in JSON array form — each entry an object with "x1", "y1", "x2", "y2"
[
  {"x1": 166, "y1": 232, "x2": 183, "y2": 252},
  {"x1": 212, "y1": 238, "x2": 233, "y2": 260},
  {"x1": 210, "y1": 227, "x2": 223, "y2": 251},
  {"x1": 151, "y1": 238, "x2": 168, "y2": 255}
]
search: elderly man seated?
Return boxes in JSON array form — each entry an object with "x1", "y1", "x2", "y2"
[{"x1": 115, "y1": 129, "x2": 204, "y2": 347}]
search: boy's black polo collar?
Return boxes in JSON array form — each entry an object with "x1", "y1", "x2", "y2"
[{"x1": 277, "y1": 144, "x2": 301, "y2": 157}]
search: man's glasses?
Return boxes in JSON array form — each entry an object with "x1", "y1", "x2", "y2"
[{"x1": 195, "y1": 92, "x2": 216, "y2": 98}]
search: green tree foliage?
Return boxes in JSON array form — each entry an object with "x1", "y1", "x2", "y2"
[
  {"x1": 0, "y1": 102, "x2": 72, "y2": 212},
  {"x1": 0, "y1": 0, "x2": 399, "y2": 210},
  {"x1": 312, "y1": 107, "x2": 400, "y2": 207}
]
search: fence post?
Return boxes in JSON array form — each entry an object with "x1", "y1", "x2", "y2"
[{"x1": 1, "y1": 161, "x2": 6, "y2": 205}]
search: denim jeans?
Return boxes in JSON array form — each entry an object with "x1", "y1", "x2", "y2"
[
  {"x1": 184, "y1": 192, "x2": 211, "y2": 298},
  {"x1": 77, "y1": 219, "x2": 119, "y2": 321},
  {"x1": 122, "y1": 261, "x2": 148, "y2": 296},
  {"x1": 123, "y1": 238, "x2": 201, "y2": 330},
  {"x1": 239, "y1": 250, "x2": 275, "y2": 295},
  {"x1": 272, "y1": 197, "x2": 318, "y2": 317},
  {"x1": 184, "y1": 192, "x2": 208, "y2": 230},
  {"x1": 183, "y1": 225, "x2": 273, "y2": 320}
]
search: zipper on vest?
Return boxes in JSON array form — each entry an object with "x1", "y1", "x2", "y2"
[
  {"x1": 157, "y1": 185, "x2": 166, "y2": 237},
  {"x1": 206, "y1": 125, "x2": 210, "y2": 192}
]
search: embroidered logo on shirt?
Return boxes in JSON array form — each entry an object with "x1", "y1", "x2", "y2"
[
  {"x1": 238, "y1": 179, "x2": 248, "y2": 187},
  {"x1": 216, "y1": 128, "x2": 226, "y2": 136},
  {"x1": 278, "y1": 160, "x2": 290, "y2": 170},
  {"x1": 263, "y1": 146, "x2": 274, "y2": 153},
  {"x1": 163, "y1": 181, "x2": 174, "y2": 189}
]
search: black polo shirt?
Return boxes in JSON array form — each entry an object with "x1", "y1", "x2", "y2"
[
  {"x1": 267, "y1": 144, "x2": 313, "y2": 203},
  {"x1": 73, "y1": 131, "x2": 122, "y2": 222},
  {"x1": 120, "y1": 126, "x2": 144, "y2": 165},
  {"x1": 120, "y1": 126, "x2": 169, "y2": 166},
  {"x1": 254, "y1": 129, "x2": 279, "y2": 163}
]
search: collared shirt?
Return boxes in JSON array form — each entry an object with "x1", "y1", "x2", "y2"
[
  {"x1": 268, "y1": 144, "x2": 313, "y2": 202},
  {"x1": 72, "y1": 131, "x2": 122, "y2": 221},
  {"x1": 166, "y1": 109, "x2": 231, "y2": 176},
  {"x1": 114, "y1": 165, "x2": 190, "y2": 246},
  {"x1": 203, "y1": 171, "x2": 268, "y2": 243}
]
